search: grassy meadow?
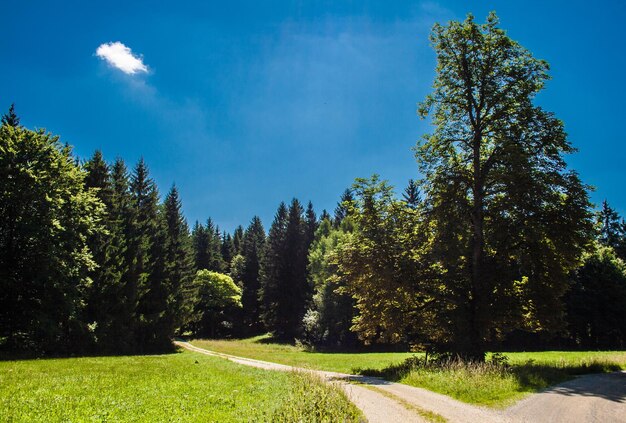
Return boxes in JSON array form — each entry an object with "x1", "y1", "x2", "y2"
[
  {"x1": 0, "y1": 349, "x2": 362, "y2": 422},
  {"x1": 191, "y1": 336, "x2": 626, "y2": 407},
  {"x1": 191, "y1": 335, "x2": 415, "y2": 374}
]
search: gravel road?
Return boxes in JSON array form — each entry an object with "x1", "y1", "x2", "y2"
[{"x1": 174, "y1": 341, "x2": 626, "y2": 423}]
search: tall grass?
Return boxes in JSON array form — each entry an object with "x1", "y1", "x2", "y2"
[
  {"x1": 359, "y1": 353, "x2": 624, "y2": 407},
  {"x1": 270, "y1": 371, "x2": 363, "y2": 422}
]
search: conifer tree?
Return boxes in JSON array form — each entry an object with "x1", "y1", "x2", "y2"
[
  {"x1": 161, "y1": 186, "x2": 196, "y2": 336},
  {"x1": 129, "y1": 159, "x2": 163, "y2": 351},
  {"x1": 108, "y1": 158, "x2": 137, "y2": 352},
  {"x1": 334, "y1": 189, "x2": 355, "y2": 228},
  {"x1": 598, "y1": 200, "x2": 626, "y2": 259},
  {"x1": 82, "y1": 151, "x2": 127, "y2": 352},
  {"x1": 261, "y1": 199, "x2": 311, "y2": 340},
  {"x1": 240, "y1": 216, "x2": 266, "y2": 334},
  {"x1": 206, "y1": 218, "x2": 226, "y2": 272},
  {"x1": 221, "y1": 232, "x2": 235, "y2": 271},
  {"x1": 1, "y1": 103, "x2": 20, "y2": 127},
  {"x1": 304, "y1": 201, "x2": 318, "y2": 248},
  {"x1": 403, "y1": 179, "x2": 421, "y2": 209},
  {"x1": 260, "y1": 202, "x2": 288, "y2": 335},
  {"x1": 192, "y1": 221, "x2": 210, "y2": 271},
  {"x1": 233, "y1": 225, "x2": 244, "y2": 255}
]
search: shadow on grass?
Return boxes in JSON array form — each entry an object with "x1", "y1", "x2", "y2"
[
  {"x1": 355, "y1": 355, "x2": 625, "y2": 402},
  {"x1": 0, "y1": 343, "x2": 182, "y2": 362}
]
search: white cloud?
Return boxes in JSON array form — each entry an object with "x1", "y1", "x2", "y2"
[{"x1": 96, "y1": 42, "x2": 148, "y2": 75}]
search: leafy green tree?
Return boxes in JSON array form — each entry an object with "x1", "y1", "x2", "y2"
[
  {"x1": 566, "y1": 245, "x2": 626, "y2": 349},
  {"x1": 416, "y1": 13, "x2": 593, "y2": 359},
  {"x1": 191, "y1": 270, "x2": 242, "y2": 337},
  {"x1": 0, "y1": 124, "x2": 104, "y2": 353},
  {"x1": 337, "y1": 176, "x2": 432, "y2": 345},
  {"x1": 303, "y1": 217, "x2": 358, "y2": 347}
]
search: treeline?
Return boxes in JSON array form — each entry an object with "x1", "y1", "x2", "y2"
[
  {"x1": 3, "y1": 14, "x2": 626, "y2": 359},
  {"x1": 1, "y1": 102, "x2": 626, "y2": 358}
]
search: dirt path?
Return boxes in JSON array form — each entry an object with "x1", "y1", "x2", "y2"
[
  {"x1": 174, "y1": 341, "x2": 626, "y2": 423},
  {"x1": 503, "y1": 371, "x2": 626, "y2": 423}
]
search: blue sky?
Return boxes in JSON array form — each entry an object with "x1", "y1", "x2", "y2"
[{"x1": 2, "y1": 1, "x2": 625, "y2": 231}]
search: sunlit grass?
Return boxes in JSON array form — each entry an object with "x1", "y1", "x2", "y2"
[
  {"x1": 0, "y1": 349, "x2": 362, "y2": 422},
  {"x1": 191, "y1": 334, "x2": 414, "y2": 374},
  {"x1": 365, "y1": 352, "x2": 626, "y2": 407},
  {"x1": 191, "y1": 337, "x2": 626, "y2": 408}
]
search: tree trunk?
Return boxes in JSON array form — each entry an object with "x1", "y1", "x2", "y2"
[{"x1": 468, "y1": 134, "x2": 486, "y2": 362}]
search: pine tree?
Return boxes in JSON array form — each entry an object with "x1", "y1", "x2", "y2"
[
  {"x1": 192, "y1": 221, "x2": 210, "y2": 271},
  {"x1": 206, "y1": 218, "x2": 226, "y2": 272},
  {"x1": 304, "y1": 201, "x2": 318, "y2": 248},
  {"x1": 221, "y1": 232, "x2": 235, "y2": 271},
  {"x1": 334, "y1": 189, "x2": 355, "y2": 228},
  {"x1": 1, "y1": 103, "x2": 20, "y2": 127},
  {"x1": 240, "y1": 216, "x2": 266, "y2": 334},
  {"x1": 261, "y1": 199, "x2": 311, "y2": 340},
  {"x1": 129, "y1": 158, "x2": 163, "y2": 351},
  {"x1": 108, "y1": 158, "x2": 136, "y2": 352},
  {"x1": 260, "y1": 202, "x2": 288, "y2": 335},
  {"x1": 82, "y1": 151, "x2": 127, "y2": 352},
  {"x1": 162, "y1": 186, "x2": 196, "y2": 337},
  {"x1": 403, "y1": 179, "x2": 421, "y2": 209},
  {"x1": 233, "y1": 225, "x2": 244, "y2": 255}
]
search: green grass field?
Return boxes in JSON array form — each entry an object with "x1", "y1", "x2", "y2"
[
  {"x1": 191, "y1": 336, "x2": 626, "y2": 408},
  {"x1": 0, "y1": 349, "x2": 362, "y2": 422},
  {"x1": 191, "y1": 335, "x2": 414, "y2": 374}
]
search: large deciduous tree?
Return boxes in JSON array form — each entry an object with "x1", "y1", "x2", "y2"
[
  {"x1": 0, "y1": 123, "x2": 104, "y2": 353},
  {"x1": 416, "y1": 13, "x2": 593, "y2": 359}
]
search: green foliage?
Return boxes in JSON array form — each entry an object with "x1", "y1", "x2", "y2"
[
  {"x1": 239, "y1": 216, "x2": 266, "y2": 335},
  {"x1": 333, "y1": 188, "x2": 355, "y2": 228},
  {"x1": 597, "y1": 200, "x2": 626, "y2": 260},
  {"x1": 260, "y1": 199, "x2": 314, "y2": 340},
  {"x1": 0, "y1": 350, "x2": 362, "y2": 422},
  {"x1": 82, "y1": 151, "x2": 129, "y2": 353},
  {"x1": 192, "y1": 218, "x2": 225, "y2": 273},
  {"x1": 566, "y1": 244, "x2": 626, "y2": 348},
  {"x1": 337, "y1": 176, "x2": 435, "y2": 345},
  {"x1": 0, "y1": 124, "x2": 104, "y2": 354},
  {"x1": 413, "y1": 12, "x2": 593, "y2": 358},
  {"x1": 1, "y1": 103, "x2": 20, "y2": 127},
  {"x1": 192, "y1": 270, "x2": 242, "y2": 337},
  {"x1": 303, "y1": 217, "x2": 358, "y2": 347}
]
